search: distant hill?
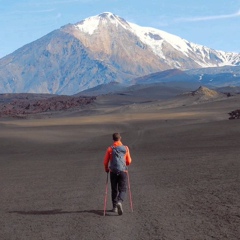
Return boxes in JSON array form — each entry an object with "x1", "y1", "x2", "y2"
[
  {"x1": 75, "y1": 82, "x2": 129, "y2": 96},
  {"x1": 182, "y1": 86, "x2": 226, "y2": 102},
  {"x1": 216, "y1": 86, "x2": 240, "y2": 95},
  {"x1": 186, "y1": 66, "x2": 240, "y2": 87},
  {"x1": 131, "y1": 69, "x2": 194, "y2": 84}
]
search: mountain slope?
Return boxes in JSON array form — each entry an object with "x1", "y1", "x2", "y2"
[
  {"x1": 0, "y1": 12, "x2": 239, "y2": 95},
  {"x1": 66, "y1": 12, "x2": 239, "y2": 69},
  {"x1": 0, "y1": 30, "x2": 124, "y2": 95}
]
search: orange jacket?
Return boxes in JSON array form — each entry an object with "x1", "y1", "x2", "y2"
[{"x1": 104, "y1": 140, "x2": 132, "y2": 172}]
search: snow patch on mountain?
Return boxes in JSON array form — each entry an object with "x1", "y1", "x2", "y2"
[
  {"x1": 128, "y1": 22, "x2": 238, "y2": 67},
  {"x1": 75, "y1": 16, "x2": 100, "y2": 34},
  {"x1": 75, "y1": 12, "x2": 129, "y2": 34},
  {"x1": 128, "y1": 23, "x2": 190, "y2": 57}
]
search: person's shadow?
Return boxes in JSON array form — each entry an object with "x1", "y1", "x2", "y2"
[{"x1": 8, "y1": 209, "x2": 115, "y2": 217}]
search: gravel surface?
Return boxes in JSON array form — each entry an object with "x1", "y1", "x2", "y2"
[{"x1": 0, "y1": 103, "x2": 240, "y2": 240}]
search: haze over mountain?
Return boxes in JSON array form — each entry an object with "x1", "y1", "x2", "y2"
[{"x1": 0, "y1": 12, "x2": 240, "y2": 95}]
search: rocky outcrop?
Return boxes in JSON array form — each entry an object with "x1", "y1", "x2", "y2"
[
  {"x1": 191, "y1": 86, "x2": 220, "y2": 98},
  {"x1": 228, "y1": 109, "x2": 240, "y2": 120},
  {"x1": 0, "y1": 94, "x2": 95, "y2": 118}
]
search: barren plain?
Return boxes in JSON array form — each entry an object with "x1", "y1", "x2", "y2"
[{"x1": 0, "y1": 91, "x2": 240, "y2": 240}]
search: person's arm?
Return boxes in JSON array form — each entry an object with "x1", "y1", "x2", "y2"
[
  {"x1": 125, "y1": 146, "x2": 132, "y2": 166},
  {"x1": 103, "y1": 147, "x2": 111, "y2": 172}
]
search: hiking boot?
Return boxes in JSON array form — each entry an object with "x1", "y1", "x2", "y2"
[
  {"x1": 116, "y1": 202, "x2": 123, "y2": 215},
  {"x1": 111, "y1": 207, "x2": 117, "y2": 213}
]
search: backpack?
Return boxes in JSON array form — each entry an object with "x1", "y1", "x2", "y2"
[{"x1": 109, "y1": 145, "x2": 127, "y2": 173}]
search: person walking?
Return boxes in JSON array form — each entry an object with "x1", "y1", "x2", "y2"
[{"x1": 103, "y1": 133, "x2": 132, "y2": 215}]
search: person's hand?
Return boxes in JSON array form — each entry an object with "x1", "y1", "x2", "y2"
[{"x1": 105, "y1": 169, "x2": 109, "y2": 173}]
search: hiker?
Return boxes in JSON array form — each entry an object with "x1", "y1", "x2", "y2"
[{"x1": 103, "y1": 133, "x2": 132, "y2": 215}]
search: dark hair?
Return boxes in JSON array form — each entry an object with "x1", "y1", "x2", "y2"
[{"x1": 112, "y1": 133, "x2": 121, "y2": 141}]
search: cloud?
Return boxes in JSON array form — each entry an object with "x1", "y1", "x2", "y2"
[{"x1": 177, "y1": 9, "x2": 240, "y2": 22}]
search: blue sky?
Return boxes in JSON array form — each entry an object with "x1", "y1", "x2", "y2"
[{"x1": 0, "y1": 0, "x2": 240, "y2": 58}]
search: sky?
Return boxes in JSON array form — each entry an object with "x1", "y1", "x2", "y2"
[{"x1": 0, "y1": 0, "x2": 240, "y2": 58}]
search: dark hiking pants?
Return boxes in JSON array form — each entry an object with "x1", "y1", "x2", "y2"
[{"x1": 110, "y1": 171, "x2": 127, "y2": 208}]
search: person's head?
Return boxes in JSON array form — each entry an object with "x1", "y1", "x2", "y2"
[{"x1": 112, "y1": 132, "x2": 121, "y2": 141}]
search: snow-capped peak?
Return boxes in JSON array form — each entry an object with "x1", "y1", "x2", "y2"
[
  {"x1": 72, "y1": 12, "x2": 240, "y2": 68},
  {"x1": 75, "y1": 12, "x2": 129, "y2": 35}
]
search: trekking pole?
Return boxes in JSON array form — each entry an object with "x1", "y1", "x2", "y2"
[
  {"x1": 103, "y1": 172, "x2": 109, "y2": 216},
  {"x1": 127, "y1": 171, "x2": 133, "y2": 212}
]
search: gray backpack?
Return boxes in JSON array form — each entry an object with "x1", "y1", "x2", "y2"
[{"x1": 109, "y1": 145, "x2": 127, "y2": 173}]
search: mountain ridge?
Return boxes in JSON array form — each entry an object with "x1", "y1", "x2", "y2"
[
  {"x1": 67, "y1": 12, "x2": 240, "y2": 68},
  {"x1": 0, "y1": 12, "x2": 239, "y2": 95}
]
